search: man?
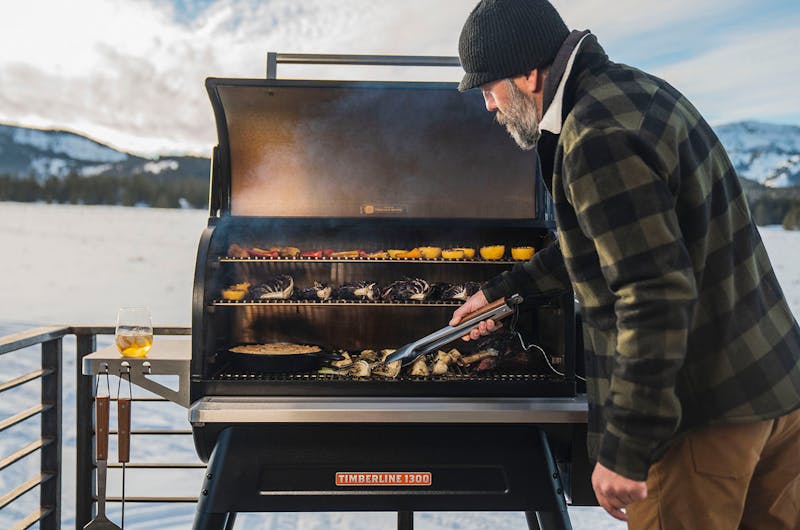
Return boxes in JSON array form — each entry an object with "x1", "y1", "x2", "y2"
[{"x1": 450, "y1": 0, "x2": 800, "y2": 528}]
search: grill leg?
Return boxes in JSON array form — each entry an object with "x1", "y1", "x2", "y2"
[
  {"x1": 531, "y1": 511, "x2": 572, "y2": 530},
  {"x1": 397, "y1": 511, "x2": 414, "y2": 530},
  {"x1": 224, "y1": 512, "x2": 237, "y2": 530},
  {"x1": 193, "y1": 511, "x2": 228, "y2": 530},
  {"x1": 525, "y1": 511, "x2": 542, "y2": 530}
]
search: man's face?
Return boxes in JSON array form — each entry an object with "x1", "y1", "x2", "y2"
[{"x1": 480, "y1": 78, "x2": 541, "y2": 151}]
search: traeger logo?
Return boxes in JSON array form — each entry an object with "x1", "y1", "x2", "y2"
[{"x1": 335, "y1": 472, "x2": 432, "y2": 487}]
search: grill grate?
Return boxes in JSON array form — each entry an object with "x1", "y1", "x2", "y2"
[
  {"x1": 211, "y1": 371, "x2": 562, "y2": 383},
  {"x1": 219, "y1": 256, "x2": 518, "y2": 265},
  {"x1": 212, "y1": 299, "x2": 463, "y2": 306}
]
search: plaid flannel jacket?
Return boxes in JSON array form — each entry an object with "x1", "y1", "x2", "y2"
[{"x1": 483, "y1": 35, "x2": 800, "y2": 480}]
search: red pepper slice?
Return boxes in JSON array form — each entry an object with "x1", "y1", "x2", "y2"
[{"x1": 301, "y1": 250, "x2": 323, "y2": 258}]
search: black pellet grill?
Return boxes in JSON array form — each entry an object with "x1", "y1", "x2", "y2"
[{"x1": 189, "y1": 54, "x2": 594, "y2": 530}]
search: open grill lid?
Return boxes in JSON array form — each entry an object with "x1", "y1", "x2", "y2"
[{"x1": 206, "y1": 77, "x2": 542, "y2": 219}]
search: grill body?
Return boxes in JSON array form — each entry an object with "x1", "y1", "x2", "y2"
[{"x1": 190, "y1": 55, "x2": 593, "y2": 528}]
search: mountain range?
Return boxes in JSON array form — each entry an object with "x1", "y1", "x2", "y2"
[
  {"x1": 1, "y1": 120, "x2": 800, "y2": 188},
  {"x1": 0, "y1": 124, "x2": 209, "y2": 181}
]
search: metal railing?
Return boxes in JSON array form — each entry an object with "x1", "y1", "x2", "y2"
[{"x1": 0, "y1": 325, "x2": 194, "y2": 530}]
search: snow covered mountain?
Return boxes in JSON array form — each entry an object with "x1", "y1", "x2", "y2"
[
  {"x1": 715, "y1": 121, "x2": 800, "y2": 188},
  {"x1": 2, "y1": 121, "x2": 799, "y2": 187},
  {"x1": 0, "y1": 124, "x2": 209, "y2": 181}
]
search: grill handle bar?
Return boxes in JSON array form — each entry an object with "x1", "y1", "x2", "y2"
[{"x1": 267, "y1": 52, "x2": 461, "y2": 79}]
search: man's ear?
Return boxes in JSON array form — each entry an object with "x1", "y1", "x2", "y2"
[{"x1": 522, "y1": 69, "x2": 544, "y2": 94}]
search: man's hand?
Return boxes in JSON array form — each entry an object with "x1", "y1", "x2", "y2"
[
  {"x1": 449, "y1": 290, "x2": 501, "y2": 340},
  {"x1": 591, "y1": 462, "x2": 648, "y2": 522}
]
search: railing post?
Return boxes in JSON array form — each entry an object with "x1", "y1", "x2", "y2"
[
  {"x1": 41, "y1": 338, "x2": 62, "y2": 530},
  {"x1": 75, "y1": 333, "x2": 97, "y2": 530}
]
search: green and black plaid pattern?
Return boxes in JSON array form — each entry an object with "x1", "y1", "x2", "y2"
[{"x1": 483, "y1": 35, "x2": 800, "y2": 480}]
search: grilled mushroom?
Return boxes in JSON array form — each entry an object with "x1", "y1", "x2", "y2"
[
  {"x1": 409, "y1": 356, "x2": 429, "y2": 376},
  {"x1": 347, "y1": 360, "x2": 371, "y2": 377},
  {"x1": 372, "y1": 349, "x2": 401, "y2": 378},
  {"x1": 330, "y1": 351, "x2": 352, "y2": 368},
  {"x1": 431, "y1": 348, "x2": 461, "y2": 375}
]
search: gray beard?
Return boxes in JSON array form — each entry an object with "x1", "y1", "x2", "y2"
[{"x1": 495, "y1": 80, "x2": 541, "y2": 151}]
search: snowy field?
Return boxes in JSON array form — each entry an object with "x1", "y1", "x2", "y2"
[{"x1": 1, "y1": 202, "x2": 799, "y2": 530}]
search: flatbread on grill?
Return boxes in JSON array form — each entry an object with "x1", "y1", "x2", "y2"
[{"x1": 229, "y1": 343, "x2": 321, "y2": 355}]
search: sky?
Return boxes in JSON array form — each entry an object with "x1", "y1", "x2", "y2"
[{"x1": 0, "y1": 0, "x2": 798, "y2": 157}]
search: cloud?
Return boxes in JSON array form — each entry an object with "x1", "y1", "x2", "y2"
[
  {"x1": 653, "y1": 24, "x2": 800, "y2": 124},
  {"x1": 0, "y1": 0, "x2": 797, "y2": 155}
]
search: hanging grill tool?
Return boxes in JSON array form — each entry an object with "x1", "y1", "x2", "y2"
[
  {"x1": 84, "y1": 367, "x2": 122, "y2": 530},
  {"x1": 117, "y1": 362, "x2": 132, "y2": 529}
]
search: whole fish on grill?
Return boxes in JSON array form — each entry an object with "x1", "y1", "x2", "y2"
[
  {"x1": 250, "y1": 274, "x2": 294, "y2": 300},
  {"x1": 333, "y1": 282, "x2": 380, "y2": 301},
  {"x1": 292, "y1": 281, "x2": 332, "y2": 301},
  {"x1": 381, "y1": 278, "x2": 430, "y2": 301},
  {"x1": 440, "y1": 281, "x2": 480, "y2": 301}
]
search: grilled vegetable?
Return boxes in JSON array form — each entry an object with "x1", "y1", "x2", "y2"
[
  {"x1": 431, "y1": 348, "x2": 461, "y2": 375},
  {"x1": 441, "y1": 249, "x2": 465, "y2": 260},
  {"x1": 293, "y1": 281, "x2": 332, "y2": 301},
  {"x1": 453, "y1": 247, "x2": 476, "y2": 259},
  {"x1": 381, "y1": 278, "x2": 430, "y2": 301},
  {"x1": 330, "y1": 250, "x2": 363, "y2": 258},
  {"x1": 419, "y1": 246, "x2": 442, "y2": 259},
  {"x1": 409, "y1": 357, "x2": 430, "y2": 376},
  {"x1": 479, "y1": 245, "x2": 505, "y2": 260},
  {"x1": 373, "y1": 349, "x2": 401, "y2": 378},
  {"x1": 248, "y1": 247, "x2": 279, "y2": 258},
  {"x1": 440, "y1": 282, "x2": 480, "y2": 301},
  {"x1": 221, "y1": 282, "x2": 250, "y2": 300},
  {"x1": 511, "y1": 246, "x2": 535, "y2": 260},
  {"x1": 277, "y1": 246, "x2": 301, "y2": 258},
  {"x1": 250, "y1": 275, "x2": 294, "y2": 299},
  {"x1": 396, "y1": 248, "x2": 422, "y2": 259},
  {"x1": 347, "y1": 360, "x2": 371, "y2": 377},
  {"x1": 333, "y1": 282, "x2": 380, "y2": 301},
  {"x1": 227, "y1": 244, "x2": 250, "y2": 258}
]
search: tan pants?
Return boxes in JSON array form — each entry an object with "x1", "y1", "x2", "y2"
[{"x1": 626, "y1": 408, "x2": 800, "y2": 530}]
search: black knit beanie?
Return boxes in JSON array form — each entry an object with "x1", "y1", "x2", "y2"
[{"x1": 458, "y1": 0, "x2": 570, "y2": 92}]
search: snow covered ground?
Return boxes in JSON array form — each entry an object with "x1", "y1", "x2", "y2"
[{"x1": 1, "y1": 202, "x2": 799, "y2": 530}]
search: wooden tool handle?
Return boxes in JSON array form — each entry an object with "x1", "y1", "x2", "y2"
[
  {"x1": 118, "y1": 397, "x2": 131, "y2": 464},
  {"x1": 459, "y1": 297, "x2": 507, "y2": 323},
  {"x1": 96, "y1": 396, "x2": 110, "y2": 461}
]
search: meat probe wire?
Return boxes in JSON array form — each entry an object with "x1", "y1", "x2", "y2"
[
  {"x1": 116, "y1": 364, "x2": 132, "y2": 529},
  {"x1": 509, "y1": 304, "x2": 587, "y2": 383}
]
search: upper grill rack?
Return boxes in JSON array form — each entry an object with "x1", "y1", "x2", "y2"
[
  {"x1": 212, "y1": 299, "x2": 464, "y2": 306},
  {"x1": 219, "y1": 256, "x2": 521, "y2": 265}
]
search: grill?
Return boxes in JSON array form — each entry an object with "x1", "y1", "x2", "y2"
[{"x1": 188, "y1": 54, "x2": 593, "y2": 530}]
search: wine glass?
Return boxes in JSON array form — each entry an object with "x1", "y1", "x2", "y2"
[{"x1": 115, "y1": 307, "x2": 153, "y2": 358}]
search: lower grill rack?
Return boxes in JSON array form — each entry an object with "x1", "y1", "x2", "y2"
[{"x1": 202, "y1": 369, "x2": 574, "y2": 398}]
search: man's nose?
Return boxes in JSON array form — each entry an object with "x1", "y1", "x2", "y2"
[{"x1": 482, "y1": 91, "x2": 498, "y2": 112}]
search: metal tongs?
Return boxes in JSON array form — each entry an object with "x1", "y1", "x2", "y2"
[{"x1": 383, "y1": 294, "x2": 523, "y2": 366}]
